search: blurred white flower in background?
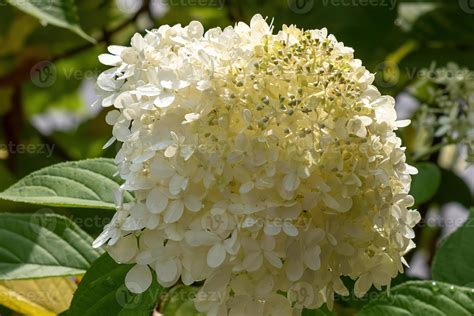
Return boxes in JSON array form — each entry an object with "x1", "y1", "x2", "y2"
[
  {"x1": 409, "y1": 63, "x2": 474, "y2": 164},
  {"x1": 94, "y1": 14, "x2": 420, "y2": 315}
]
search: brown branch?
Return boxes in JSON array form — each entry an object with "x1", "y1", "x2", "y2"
[{"x1": 2, "y1": 85, "x2": 23, "y2": 172}]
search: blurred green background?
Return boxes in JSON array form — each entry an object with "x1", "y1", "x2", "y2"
[{"x1": 0, "y1": 1, "x2": 473, "y2": 314}]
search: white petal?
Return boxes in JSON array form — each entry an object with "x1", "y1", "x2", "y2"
[
  {"x1": 97, "y1": 69, "x2": 121, "y2": 91},
  {"x1": 207, "y1": 244, "x2": 226, "y2": 268},
  {"x1": 98, "y1": 54, "x2": 122, "y2": 66},
  {"x1": 406, "y1": 164, "x2": 418, "y2": 175},
  {"x1": 184, "y1": 194, "x2": 202, "y2": 212},
  {"x1": 164, "y1": 145, "x2": 178, "y2": 158},
  {"x1": 354, "y1": 274, "x2": 372, "y2": 298},
  {"x1": 159, "y1": 69, "x2": 178, "y2": 89},
  {"x1": 136, "y1": 84, "x2": 161, "y2": 96},
  {"x1": 125, "y1": 264, "x2": 152, "y2": 294},
  {"x1": 108, "y1": 235, "x2": 137, "y2": 263},
  {"x1": 394, "y1": 119, "x2": 411, "y2": 128},
  {"x1": 196, "y1": 79, "x2": 211, "y2": 91},
  {"x1": 113, "y1": 190, "x2": 123, "y2": 208},
  {"x1": 239, "y1": 181, "x2": 254, "y2": 194},
  {"x1": 323, "y1": 193, "x2": 340, "y2": 210},
  {"x1": 164, "y1": 200, "x2": 184, "y2": 223},
  {"x1": 146, "y1": 188, "x2": 168, "y2": 214},
  {"x1": 286, "y1": 259, "x2": 304, "y2": 282},
  {"x1": 185, "y1": 230, "x2": 220, "y2": 246},
  {"x1": 336, "y1": 242, "x2": 355, "y2": 256},
  {"x1": 188, "y1": 20, "x2": 204, "y2": 38},
  {"x1": 154, "y1": 92, "x2": 175, "y2": 108},
  {"x1": 169, "y1": 174, "x2": 187, "y2": 195},
  {"x1": 131, "y1": 33, "x2": 145, "y2": 51},
  {"x1": 242, "y1": 252, "x2": 263, "y2": 272},
  {"x1": 180, "y1": 145, "x2": 195, "y2": 161},
  {"x1": 358, "y1": 115, "x2": 373, "y2": 126},
  {"x1": 114, "y1": 91, "x2": 134, "y2": 108},
  {"x1": 93, "y1": 228, "x2": 111, "y2": 248},
  {"x1": 264, "y1": 222, "x2": 281, "y2": 236},
  {"x1": 303, "y1": 246, "x2": 321, "y2": 270},
  {"x1": 150, "y1": 157, "x2": 175, "y2": 179},
  {"x1": 183, "y1": 112, "x2": 200, "y2": 123},
  {"x1": 256, "y1": 274, "x2": 273, "y2": 296},
  {"x1": 122, "y1": 216, "x2": 145, "y2": 231},
  {"x1": 283, "y1": 173, "x2": 300, "y2": 191},
  {"x1": 112, "y1": 120, "x2": 131, "y2": 141},
  {"x1": 264, "y1": 251, "x2": 283, "y2": 268},
  {"x1": 146, "y1": 215, "x2": 160, "y2": 229},
  {"x1": 283, "y1": 222, "x2": 299, "y2": 237},
  {"x1": 105, "y1": 110, "x2": 120, "y2": 125},
  {"x1": 156, "y1": 258, "x2": 180, "y2": 284},
  {"x1": 108, "y1": 45, "x2": 126, "y2": 55}
]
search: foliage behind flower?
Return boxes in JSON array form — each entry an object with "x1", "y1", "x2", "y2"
[
  {"x1": 93, "y1": 14, "x2": 419, "y2": 315},
  {"x1": 410, "y1": 63, "x2": 474, "y2": 163}
]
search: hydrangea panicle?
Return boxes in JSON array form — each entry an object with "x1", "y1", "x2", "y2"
[{"x1": 94, "y1": 14, "x2": 420, "y2": 315}]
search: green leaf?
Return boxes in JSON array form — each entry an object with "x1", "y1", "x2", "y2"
[
  {"x1": 405, "y1": 4, "x2": 474, "y2": 45},
  {"x1": 409, "y1": 162, "x2": 441, "y2": 205},
  {"x1": 357, "y1": 281, "x2": 474, "y2": 316},
  {"x1": 66, "y1": 254, "x2": 164, "y2": 316},
  {"x1": 0, "y1": 162, "x2": 16, "y2": 192},
  {"x1": 432, "y1": 168, "x2": 473, "y2": 208},
  {"x1": 0, "y1": 304, "x2": 13, "y2": 316},
  {"x1": 0, "y1": 277, "x2": 77, "y2": 315},
  {"x1": 432, "y1": 213, "x2": 474, "y2": 288},
  {"x1": 6, "y1": 0, "x2": 95, "y2": 42},
  {"x1": 0, "y1": 213, "x2": 102, "y2": 280},
  {"x1": 161, "y1": 286, "x2": 205, "y2": 316},
  {"x1": 0, "y1": 158, "x2": 133, "y2": 210},
  {"x1": 337, "y1": 274, "x2": 417, "y2": 310}
]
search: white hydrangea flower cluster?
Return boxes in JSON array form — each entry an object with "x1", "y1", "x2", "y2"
[
  {"x1": 413, "y1": 63, "x2": 474, "y2": 163},
  {"x1": 93, "y1": 14, "x2": 420, "y2": 315}
]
